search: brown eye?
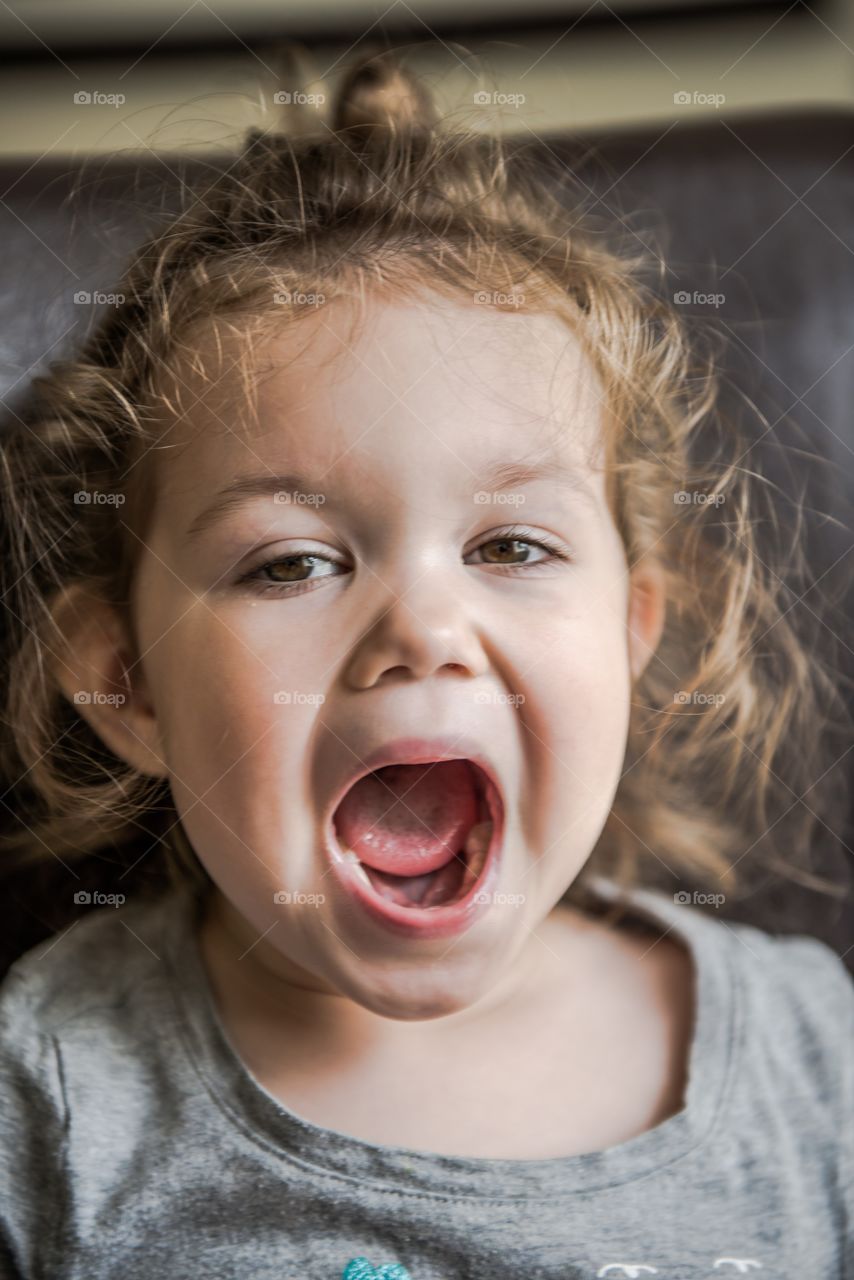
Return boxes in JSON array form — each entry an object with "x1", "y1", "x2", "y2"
[
  {"x1": 240, "y1": 552, "x2": 346, "y2": 595},
  {"x1": 471, "y1": 535, "x2": 558, "y2": 565},
  {"x1": 263, "y1": 554, "x2": 325, "y2": 583},
  {"x1": 478, "y1": 537, "x2": 537, "y2": 563},
  {"x1": 464, "y1": 529, "x2": 571, "y2": 572}
]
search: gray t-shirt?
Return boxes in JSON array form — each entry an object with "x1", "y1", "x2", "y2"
[{"x1": 0, "y1": 874, "x2": 851, "y2": 1279}]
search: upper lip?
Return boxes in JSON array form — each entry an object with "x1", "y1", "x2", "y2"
[{"x1": 323, "y1": 734, "x2": 506, "y2": 851}]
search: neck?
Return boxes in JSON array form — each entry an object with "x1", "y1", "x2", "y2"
[{"x1": 196, "y1": 885, "x2": 597, "y2": 1063}]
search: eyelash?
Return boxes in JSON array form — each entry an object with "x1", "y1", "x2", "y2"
[{"x1": 237, "y1": 526, "x2": 573, "y2": 598}]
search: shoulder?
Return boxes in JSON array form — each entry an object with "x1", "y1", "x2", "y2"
[
  {"x1": 729, "y1": 922, "x2": 853, "y2": 1129},
  {"x1": 0, "y1": 892, "x2": 192, "y2": 1275},
  {"x1": 717, "y1": 918, "x2": 853, "y2": 1183},
  {"x1": 0, "y1": 887, "x2": 193, "y2": 1164},
  {"x1": 1, "y1": 896, "x2": 179, "y2": 1013},
  {"x1": 716, "y1": 916, "x2": 853, "y2": 1054},
  {"x1": 0, "y1": 890, "x2": 184, "y2": 1039},
  {"x1": 648, "y1": 891, "x2": 853, "y2": 1116},
  {"x1": 600, "y1": 878, "x2": 853, "y2": 1042},
  {"x1": 592, "y1": 879, "x2": 852, "y2": 1102}
]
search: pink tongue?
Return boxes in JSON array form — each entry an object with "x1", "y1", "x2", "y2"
[{"x1": 334, "y1": 760, "x2": 478, "y2": 877}]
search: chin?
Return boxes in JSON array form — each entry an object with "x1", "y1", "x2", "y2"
[{"x1": 330, "y1": 956, "x2": 497, "y2": 1023}]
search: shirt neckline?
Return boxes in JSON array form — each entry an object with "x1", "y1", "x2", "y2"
[{"x1": 164, "y1": 875, "x2": 739, "y2": 1200}]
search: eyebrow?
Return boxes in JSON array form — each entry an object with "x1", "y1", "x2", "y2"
[{"x1": 184, "y1": 455, "x2": 596, "y2": 542}]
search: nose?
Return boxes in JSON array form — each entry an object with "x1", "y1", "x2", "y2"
[{"x1": 344, "y1": 570, "x2": 490, "y2": 688}]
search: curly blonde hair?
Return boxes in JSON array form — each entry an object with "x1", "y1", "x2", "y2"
[{"x1": 1, "y1": 48, "x2": 850, "y2": 943}]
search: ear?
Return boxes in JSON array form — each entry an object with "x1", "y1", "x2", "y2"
[
  {"x1": 627, "y1": 557, "x2": 667, "y2": 683},
  {"x1": 50, "y1": 585, "x2": 168, "y2": 779}
]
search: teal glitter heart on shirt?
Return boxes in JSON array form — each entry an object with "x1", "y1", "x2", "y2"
[{"x1": 342, "y1": 1257, "x2": 413, "y2": 1280}]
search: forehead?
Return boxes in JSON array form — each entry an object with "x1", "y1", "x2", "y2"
[{"x1": 147, "y1": 290, "x2": 608, "y2": 505}]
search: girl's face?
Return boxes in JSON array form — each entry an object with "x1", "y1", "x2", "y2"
[{"x1": 115, "y1": 290, "x2": 662, "y2": 1018}]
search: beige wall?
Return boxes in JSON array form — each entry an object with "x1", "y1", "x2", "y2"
[{"x1": 1, "y1": 2, "x2": 852, "y2": 159}]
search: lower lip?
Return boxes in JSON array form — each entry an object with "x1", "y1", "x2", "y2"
[{"x1": 323, "y1": 773, "x2": 504, "y2": 941}]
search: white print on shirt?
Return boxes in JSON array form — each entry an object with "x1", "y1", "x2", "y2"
[
  {"x1": 596, "y1": 1262, "x2": 762, "y2": 1277},
  {"x1": 598, "y1": 1267, "x2": 658, "y2": 1277}
]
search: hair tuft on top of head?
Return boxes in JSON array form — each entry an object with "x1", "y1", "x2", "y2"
[{"x1": 330, "y1": 50, "x2": 440, "y2": 146}]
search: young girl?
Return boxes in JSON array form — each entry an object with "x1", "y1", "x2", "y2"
[{"x1": 1, "y1": 50, "x2": 851, "y2": 1280}]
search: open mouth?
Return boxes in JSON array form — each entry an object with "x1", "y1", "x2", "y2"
[{"x1": 329, "y1": 758, "x2": 500, "y2": 914}]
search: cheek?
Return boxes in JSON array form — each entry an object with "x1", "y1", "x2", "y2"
[
  {"x1": 518, "y1": 578, "x2": 631, "y2": 735},
  {"x1": 551, "y1": 621, "x2": 631, "y2": 750},
  {"x1": 141, "y1": 603, "x2": 322, "y2": 871},
  {"x1": 516, "y1": 595, "x2": 631, "y2": 860}
]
